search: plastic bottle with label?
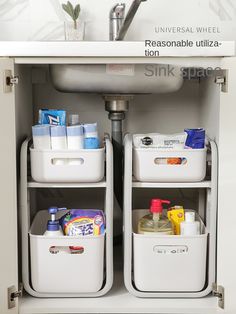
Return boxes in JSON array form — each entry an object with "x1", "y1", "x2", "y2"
[
  {"x1": 138, "y1": 199, "x2": 173, "y2": 235},
  {"x1": 51, "y1": 126, "x2": 67, "y2": 150},
  {"x1": 32, "y1": 125, "x2": 51, "y2": 150},
  {"x1": 44, "y1": 207, "x2": 64, "y2": 237},
  {"x1": 83, "y1": 123, "x2": 100, "y2": 149},
  {"x1": 180, "y1": 211, "x2": 200, "y2": 236},
  {"x1": 67, "y1": 125, "x2": 84, "y2": 150},
  {"x1": 51, "y1": 126, "x2": 67, "y2": 165}
]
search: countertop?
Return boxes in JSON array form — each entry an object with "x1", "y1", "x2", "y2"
[{"x1": 0, "y1": 41, "x2": 234, "y2": 57}]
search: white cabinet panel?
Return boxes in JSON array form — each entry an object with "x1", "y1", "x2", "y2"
[
  {"x1": 1, "y1": 55, "x2": 235, "y2": 314},
  {"x1": 0, "y1": 58, "x2": 18, "y2": 314},
  {"x1": 218, "y1": 57, "x2": 236, "y2": 314}
]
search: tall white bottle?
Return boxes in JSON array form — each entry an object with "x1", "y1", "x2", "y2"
[
  {"x1": 180, "y1": 211, "x2": 200, "y2": 236},
  {"x1": 67, "y1": 125, "x2": 84, "y2": 150},
  {"x1": 51, "y1": 126, "x2": 67, "y2": 165},
  {"x1": 51, "y1": 126, "x2": 67, "y2": 150},
  {"x1": 32, "y1": 125, "x2": 51, "y2": 149}
]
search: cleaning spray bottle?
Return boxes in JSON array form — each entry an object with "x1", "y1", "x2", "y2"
[
  {"x1": 44, "y1": 207, "x2": 64, "y2": 237},
  {"x1": 138, "y1": 199, "x2": 173, "y2": 235}
]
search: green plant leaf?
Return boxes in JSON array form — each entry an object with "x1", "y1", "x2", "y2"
[
  {"x1": 74, "y1": 4, "x2": 81, "y2": 20},
  {"x1": 67, "y1": 1, "x2": 74, "y2": 15},
  {"x1": 62, "y1": 4, "x2": 70, "y2": 16},
  {"x1": 62, "y1": 5, "x2": 73, "y2": 19},
  {"x1": 62, "y1": 1, "x2": 81, "y2": 22},
  {"x1": 62, "y1": 2, "x2": 74, "y2": 20}
]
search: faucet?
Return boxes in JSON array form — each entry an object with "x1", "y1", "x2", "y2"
[{"x1": 109, "y1": 0, "x2": 147, "y2": 41}]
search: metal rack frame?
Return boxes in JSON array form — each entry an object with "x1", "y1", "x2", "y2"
[
  {"x1": 123, "y1": 133, "x2": 218, "y2": 298},
  {"x1": 20, "y1": 135, "x2": 113, "y2": 297}
]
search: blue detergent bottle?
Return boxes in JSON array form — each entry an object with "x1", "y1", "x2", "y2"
[{"x1": 44, "y1": 207, "x2": 64, "y2": 237}]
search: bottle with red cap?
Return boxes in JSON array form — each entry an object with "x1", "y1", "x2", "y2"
[{"x1": 138, "y1": 199, "x2": 173, "y2": 235}]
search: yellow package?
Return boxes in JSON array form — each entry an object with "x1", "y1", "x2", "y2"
[{"x1": 167, "y1": 206, "x2": 185, "y2": 235}]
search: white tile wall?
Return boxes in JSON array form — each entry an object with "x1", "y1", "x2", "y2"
[
  {"x1": 0, "y1": 0, "x2": 29, "y2": 21},
  {"x1": 0, "y1": 0, "x2": 235, "y2": 41}
]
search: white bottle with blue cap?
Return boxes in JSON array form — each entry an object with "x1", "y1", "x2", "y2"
[
  {"x1": 67, "y1": 125, "x2": 84, "y2": 150},
  {"x1": 32, "y1": 125, "x2": 51, "y2": 150},
  {"x1": 83, "y1": 123, "x2": 100, "y2": 149},
  {"x1": 51, "y1": 126, "x2": 67, "y2": 165},
  {"x1": 51, "y1": 126, "x2": 67, "y2": 150},
  {"x1": 44, "y1": 207, "x2": 64, "y2": 237}
]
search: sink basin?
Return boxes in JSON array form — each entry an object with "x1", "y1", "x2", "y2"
[{"x1": 50, "y1": 64, "x2": 183, "y2": 94}]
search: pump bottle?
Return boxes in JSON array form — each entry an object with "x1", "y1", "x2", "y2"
[
  {"x1": 138, "y1": 199, "x2": 173, "y2": 235},
  {"x1": 44, "y1": 207, "x2": 64, "y2": 237}
]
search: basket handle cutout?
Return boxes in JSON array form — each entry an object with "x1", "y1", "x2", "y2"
[
  {"x1": 154, "y1": 157, "x2": 187, "y2": 165},
  {"x1": 49, "y1": 246, "x2": 84, "y2": 254},
  {"x1": 51, "y1": 158, "x2": 85, "y2": 165}
]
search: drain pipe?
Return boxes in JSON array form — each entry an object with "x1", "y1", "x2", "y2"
[{"x1": 104, "y1": 95, "x2": 133, "y2": 210}]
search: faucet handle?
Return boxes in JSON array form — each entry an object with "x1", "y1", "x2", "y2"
[{"x1": 110, "y1": 3, "x2": 126, "y2": 19}]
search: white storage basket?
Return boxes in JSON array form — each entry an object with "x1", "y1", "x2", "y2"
[
  {"x1": 30, "y1": 147, "x2": 105, "y2": 182},
  {"x1": 132, "y1": 210, "x2": 208, "y2": 292},
  {"x1": 29, "y1": 210, "x2": 105, "y2": 293},
  {"x1": 133, "y1": 147, "x2": 207, "y2": 182}
]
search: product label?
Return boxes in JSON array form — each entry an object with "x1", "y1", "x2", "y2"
[
  {"x1": 60, "y1": 209, "x2": 105, "y2": 236},
  {"x1": 153, "y1": 245, "x2": 188, "y2": 254},
  {"x1": 67, "y1": 219, "x2": 94, "y2": 236}
]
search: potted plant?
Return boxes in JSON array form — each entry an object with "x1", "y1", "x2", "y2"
[{"x1": 62, "y1": 1, "x2": 84, "y2": 40}]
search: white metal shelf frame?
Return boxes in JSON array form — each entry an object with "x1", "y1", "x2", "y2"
[
  {"x1": 27, "y1": 179, "x2": 107, "y2": 188},
  {"x1": 20, "y1": 135, "x2": 113, "y2": 298},
  {"x1": 123, "y1": 133, "x2": 218, "y2": 298},
  {"x1": 132, "y1": 180, "x2": 211, "y2": 189}
]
